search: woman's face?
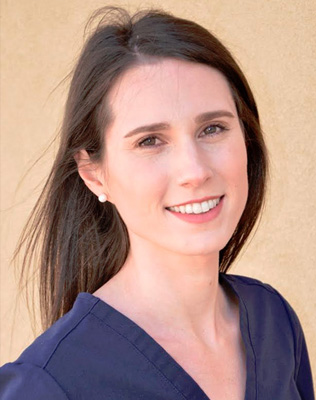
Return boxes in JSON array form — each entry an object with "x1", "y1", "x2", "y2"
[{"x1": 100, "y1": 58, "x2": 248, "y2": 256}]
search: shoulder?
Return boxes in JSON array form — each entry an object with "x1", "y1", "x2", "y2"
[
  {"x1": 0, "y1": 293, "x2": 100, "y2": 399},
  {"x1": 223, "y1": 272, "x2": 280, "y2": 293},
  {"x1": 222, "y1": 274, "x2": 314, "y2": 396},
  {"x1": 17, "y1": 292, "x2": 100, "y2": 367},
  {"x1": 223, "y1": 272, "x2": 289, "y2": 300},
  {"x1": 222, "y1": 273, "x2": 305, "y2": 376},
  {"x1": 222, "y1": 273, "x2": 302, "y2": 331},
  {"x1": 0, "y1": 362, "x2": 69, "y2": 399}
]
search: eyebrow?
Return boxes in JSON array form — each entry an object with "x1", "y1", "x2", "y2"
[{"x1": 123, "y1": 110, "x2": 235, "y2": 138}]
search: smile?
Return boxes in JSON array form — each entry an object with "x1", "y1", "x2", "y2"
[{"x1": 167, "y1": 197, "x2": 221, "y2": 215}]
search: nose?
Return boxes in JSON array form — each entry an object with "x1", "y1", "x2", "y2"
[{"x1": 174, "y1": 141, "x2": 213, "y2": 188}]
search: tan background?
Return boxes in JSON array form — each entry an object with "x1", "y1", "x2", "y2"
[{"x1": 1, "y1": 0, "x2": 315, "y2": 383}]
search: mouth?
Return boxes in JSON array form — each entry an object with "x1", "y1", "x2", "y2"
[{"x1": 166, "y1": 196, "x2": 223, "y2": 215}]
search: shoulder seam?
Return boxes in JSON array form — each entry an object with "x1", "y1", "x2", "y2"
[
  {"x1": 42, "y1": 299, "x2": 100, "y2": 369},
  {"x1": 7, "y1": 361, "x2": 71, "y2": 400},
  {"x1": 41, "y1": 365, "x2": 71, "y2": 400}
]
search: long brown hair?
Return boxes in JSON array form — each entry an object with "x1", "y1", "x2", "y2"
[{"x1": 15, "y1": 7, "x2": 267, "y2": 330}]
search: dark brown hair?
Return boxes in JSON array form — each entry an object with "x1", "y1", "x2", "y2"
[{"x1": 16, "y1": 7, "x2": 267, "y2": 329}]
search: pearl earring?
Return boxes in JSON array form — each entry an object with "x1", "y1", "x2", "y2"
[{"x1": 98, "y1": 194, "x2": 107, "y2": 203}]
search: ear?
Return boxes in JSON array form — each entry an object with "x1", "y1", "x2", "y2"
[{"x1": 74, "y1": 149, "x2": 107, "y2": 199}]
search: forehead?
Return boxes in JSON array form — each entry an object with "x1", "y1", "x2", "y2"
[{"x1": 107, "y1": 58, "x2": 237, "y2": 129}]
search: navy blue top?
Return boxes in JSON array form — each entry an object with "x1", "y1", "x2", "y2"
[{"x1": 0, "y1": 274, "x2": 314, "y2": 399}]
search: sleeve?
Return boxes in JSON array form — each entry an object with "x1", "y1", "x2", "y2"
[
  {"x1": 281, "y1": 298, "x2": 315, "y2": 400},
  {"x1": 0, "y1": 362, "x2": 69, "y2": 400},
  {"x1": 294, "y1": 325, "x2": 315, "y2": 400}
]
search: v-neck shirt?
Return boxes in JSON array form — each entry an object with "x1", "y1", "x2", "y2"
[{"x1": 0, "y1": 274, "x2": 314, "y2": 399}]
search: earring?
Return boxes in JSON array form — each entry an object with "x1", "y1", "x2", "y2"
[{"x1": 98, "y1": 194, "x2": 107, "y2": 203}]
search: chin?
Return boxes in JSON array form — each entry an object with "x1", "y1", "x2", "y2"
[{"x1": 171, "y1": 238, "x2": 227, "y2": 258}]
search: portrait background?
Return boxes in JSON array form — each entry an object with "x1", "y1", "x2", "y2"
[{"x1": 1, "y1": 0, "x2": 315, "y2": 381}]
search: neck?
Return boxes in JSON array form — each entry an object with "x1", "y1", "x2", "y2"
[{"x1": 97, "y1": 237, "x2": 234, "y2": 345}]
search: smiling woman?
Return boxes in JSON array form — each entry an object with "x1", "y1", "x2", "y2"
[
  {"x1": 76, "y1": 61, "x2": 248, "y2": 258},
  {"x1": 0, "y1": 6, "x2": 314, "y2": 400}
]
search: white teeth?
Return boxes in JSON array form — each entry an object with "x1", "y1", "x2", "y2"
[
  {"x1": 168, "y1": 197, "x2": 221, "y2": 214},
  {"x1": 185, "y1": 204, "x2": 193, "y2": 214},
  {"x1": 192, "y1": 203, "x2": 202, "y2": 214},
  {"x1": 201, "y1": 201, "x2": 210, "y2": 212}
]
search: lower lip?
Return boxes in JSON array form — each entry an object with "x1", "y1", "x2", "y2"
[{"x1": 167, "y1": 197, "x2": 224, "y2": 224}]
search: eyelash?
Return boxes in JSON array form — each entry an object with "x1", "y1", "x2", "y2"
[
  {"x1": 201, "y1": 123, "x2": 227, "y2": 137},
  {"x1": 137, "y1": 123, "x2": 228, "y2": 148},
  {"x1": 138, "y1": 136, "x2": 162, "y2": 147}
]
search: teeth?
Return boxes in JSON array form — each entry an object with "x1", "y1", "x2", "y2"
[
  {"x1": 201, "y1": 201, "x2": 210, "y2": 212},
  {"x1": 192, "y1": 203, "x2": 202, "y2": 214},
  {"x1": 168, "y1": 197, "x2": 221, "y2": 214},
  {"x1": 185, "y1": 204, "x2": 193, "y2": 214},
  {"x1": 179, "y1": 205, "x2": 186, "y2": 214}
]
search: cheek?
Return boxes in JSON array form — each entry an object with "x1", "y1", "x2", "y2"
[
  {"x1": 231, "y1": 143, "x2": 248, "y2": 207},
  {"x1": 105, "y1": 155, "x2": 168, "y2": 212},
  {"x1": 216, "y1": 139, "x2": 248, "y2": 197},
  {"x1": 231, "y1": 146, "x2": 248, "y2": 186}
]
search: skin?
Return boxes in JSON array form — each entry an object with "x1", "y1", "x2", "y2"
[{"x1": 76, "y1": 58, "x2": 248, "y2": 399}]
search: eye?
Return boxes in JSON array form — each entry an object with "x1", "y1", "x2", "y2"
[
  {"x1": 201, "y1": 124, "x2": 227, "y2": 137},
  {"x1": 138, "y1": 136, "x2": 161, "y2": 147}
]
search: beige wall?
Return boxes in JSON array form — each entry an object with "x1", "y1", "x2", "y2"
[{"x1": 1, "y1": 0, "x2": 315, "y2": 382}]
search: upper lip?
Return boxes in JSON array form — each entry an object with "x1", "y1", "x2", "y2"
[{"x1": 166, "y1": 195, "x2": 223, "y2": 208}]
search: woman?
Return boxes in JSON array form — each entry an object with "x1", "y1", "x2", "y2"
[{"x1": 0, "y1": 7, "x2": 314, "y2": 400}]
